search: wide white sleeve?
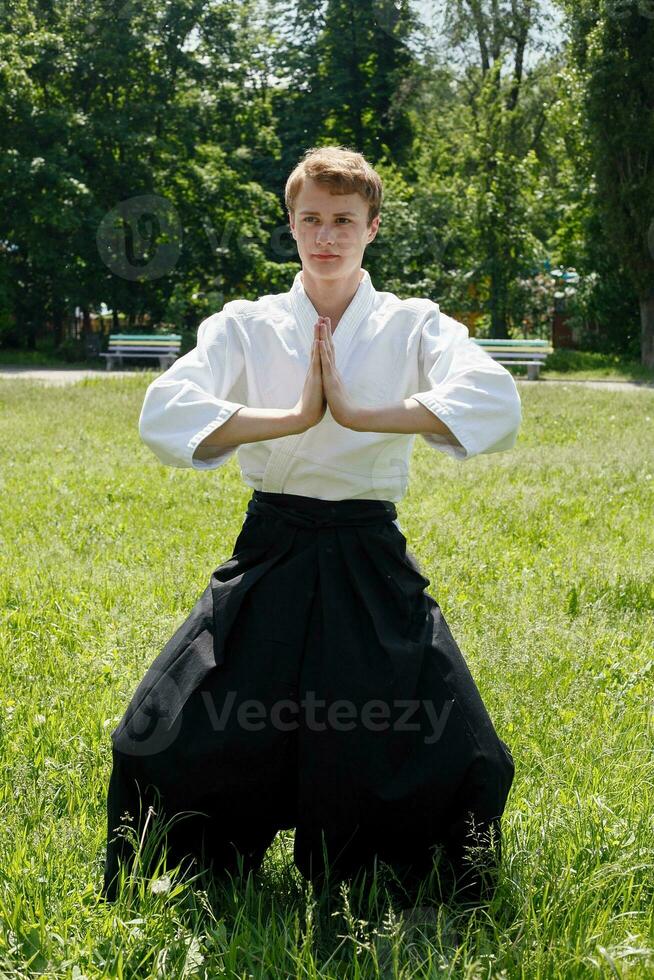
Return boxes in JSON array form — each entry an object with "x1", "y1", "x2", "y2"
[
  {"x1": 408, "y1": 303, "x2": 522, "y2": 462},
  {"x1": 138, "y1": 309, "x2": 247, "y2": 470}
]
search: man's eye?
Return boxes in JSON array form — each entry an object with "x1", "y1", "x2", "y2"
[{"x1": 302, "y1": 217, "x2": 350, "y2": 223}]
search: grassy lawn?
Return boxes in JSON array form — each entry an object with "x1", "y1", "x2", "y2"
[{"x1": 0, "y1": 375, "x2": 652, "y2": 977}]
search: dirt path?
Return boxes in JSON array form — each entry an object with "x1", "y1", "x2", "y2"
[
  {"x1": 1, "y1": 366, "x2": 653, "y2": 391},
  {"x1": 520, "y1": 378, "x2": 654, "y2": 391},
  {"x1": 0, "y1": 367, "x2": 140, "y2": 385}
]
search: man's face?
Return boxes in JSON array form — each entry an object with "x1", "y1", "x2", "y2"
[{"x1": 289, "y1": 177, "x2": 380, "y2": 280}]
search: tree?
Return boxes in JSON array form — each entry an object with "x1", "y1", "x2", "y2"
[
  {"x1": 557, "y1": 0, "x2": 654, "y2": 368},
  {"x1": 264, "y1": 0, "x2": 423, "y2": 178},
  {"x1": 0, "y1": 0, "x2": 90, "y2": 348},
  {"x1": 0, "y1": 0, "x2": 291, "y2": 349},
  {"x1": 428, "y1": 0, "x2": 555, "y2": 337}
]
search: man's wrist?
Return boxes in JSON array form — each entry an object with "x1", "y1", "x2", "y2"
[
  {"x1": 341, "y1": 405, "x2": 372, "y2": 432},
  {"x1": 289, "y1": 407, "x2": 314, "y2": 435}
]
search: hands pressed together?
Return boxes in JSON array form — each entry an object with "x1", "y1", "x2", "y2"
[{"x1": 295, "y1": 316, "x2": 363, "y2": 431}]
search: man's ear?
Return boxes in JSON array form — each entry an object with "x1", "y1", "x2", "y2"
[{"x1": 368, "y1": 215, "x2": 381, "y2": 243}]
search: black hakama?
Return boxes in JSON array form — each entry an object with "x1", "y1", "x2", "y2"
[{"x1": 102, "y1": 489, "x2": 514, "y2": 904}]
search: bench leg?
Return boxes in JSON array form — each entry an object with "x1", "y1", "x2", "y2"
[
  {"x1": 105, "y1": 356, "x2": 114, "y2": 371},
  {"x1": 527, "y1": 363, "x2": 540, "y2": 380}
]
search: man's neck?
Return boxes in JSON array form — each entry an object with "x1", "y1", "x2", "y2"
[{"x1": 300, "y1": 267, "x2": 364, "y2": 332}]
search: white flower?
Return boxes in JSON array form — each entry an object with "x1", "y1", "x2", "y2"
[
  {"x1": 68, "y1": 177, "x2": 90, "y2": 195},
  {"x1": 149, "y1": 875, "x2": 172, "y2": 895}
]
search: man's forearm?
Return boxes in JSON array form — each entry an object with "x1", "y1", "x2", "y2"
[
  {"x1": 349, "y1": 398, "x2": 463, "y2": 447},
  {"x1": 193, "y1": 406, "x2": 306, "y2": 461}
]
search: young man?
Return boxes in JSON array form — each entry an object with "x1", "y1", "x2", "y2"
[
  {"x1": 102, "y1": 146, "x2": 520, "y2": 908},
  {"x1": 191, "y1": 155, "x2": 468, "y2": 471}
]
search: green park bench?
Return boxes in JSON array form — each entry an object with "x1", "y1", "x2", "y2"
[
  {"x1": 99, "y1": 334, "x2": 182, "y2": 371},
  {"x1": 472, "y1": 338, "x2": 553, "y2": 380}
]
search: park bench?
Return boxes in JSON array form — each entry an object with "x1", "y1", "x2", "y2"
[
  {"x1": 472, "y1": 338, "x2": 553, "y2": 380},
  {"x1": 99, "y1": 334, "x2": 182, "y2": 371}
]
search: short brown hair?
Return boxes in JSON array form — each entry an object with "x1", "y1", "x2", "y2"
[{"x1": 285, "y1": 145, "x2": 383, "y2": 228}]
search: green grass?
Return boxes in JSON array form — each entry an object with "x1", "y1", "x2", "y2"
[{"x1": 0, "y1": 375, "x2": 653, "y2": 977}]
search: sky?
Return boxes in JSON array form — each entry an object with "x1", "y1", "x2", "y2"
[
  {"x1": 408, "y1": 0, "x2": 567, "y2": 67},
  {"x1": 262, "y1": 1, "x2": 568, "y2": 70},
  {"x1": 184, "y1": 2, "x2": 568, "y2": 82}
]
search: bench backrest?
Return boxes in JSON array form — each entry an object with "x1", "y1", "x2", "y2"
[
  {"x1": 106, "y1": 333, "x2": 182, "y2": 353},
  {"x1": 473, "y1": 338, "x2": 553, "y2": 360},
  {"x1": 473, "y1": 338, "x2": 553, "y2": 351}
]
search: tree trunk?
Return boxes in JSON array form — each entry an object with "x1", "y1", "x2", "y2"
[
  {"x1": 26, "y1": 317, "x2": 37, "y2": 350},
  {"x1": 52, "y1": 306, "x2": 64, "y2": 348},
  {"x1": 490, "y1": 283, "x2": 509, "y2": 338},
  {"x1": 640, "y1": 290, "x2": 654, "y2": 369},
  {"x1": 489, "y1": 275, "x2": 501, "y2": 337},
  {"x1": 488, "y1": 237, "x2": 509, "y2": 338}
]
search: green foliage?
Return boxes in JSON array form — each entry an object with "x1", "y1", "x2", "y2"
[
  {"x1": 556, "y1": 0, "x2": 654, "y2": 364},
  {"x1": 0, "y1": 0, "x2": 651, "y2": 361},
  {"x1": 0, "y1": 0, "x2": 288, "y2": 348},
  {"x1": 265, "y1": 0, "x2": 424, "y2": 178}
]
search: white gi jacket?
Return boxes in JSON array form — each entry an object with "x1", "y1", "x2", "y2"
[{"x1": 138, "y1": 268, "x2": 522, "y2": 503}]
